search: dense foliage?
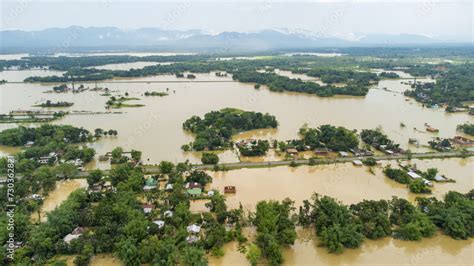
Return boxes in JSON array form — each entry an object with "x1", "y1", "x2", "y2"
[
  {"x1": 299, "y1": 124, "x2": 359, "y2": 151},
  {"x1": 360, "y1": 129, "x2": 400, "y2": 151},
  {"x1": 457, "y1": 123, "x2": 474, "y2": 136},
  {"x1": 182, "y1": 108, "x2": 278, "y2": 151}
]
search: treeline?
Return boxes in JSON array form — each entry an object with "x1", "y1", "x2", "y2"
[
  {"x1": 182, "y1": 108, "x2": 278, "y2": 151},
  {"x1": 293, "y1": 68, "x2": 378, "y2": 85},
  {"x1": 457, "y1": 123, "x2": 474, "y2": 136},
  {"x1": 232, "y1": 70, "x2": 371, "y2": 97},
  {"x1": 298, "y1": 124, "x2": 359, "y2": 151},
  {"x1": 298, "y1": 191, "x2": 473, "y2": 254},
  {"x1": 404, "y1": 63, "x2": 474, "y2": 107},
  {"x1": 360, "y1": 129, "x2": 401, "y2": 152},
  {"x1": 0, "y1": 124, "x2": 90, "y2": 147}
]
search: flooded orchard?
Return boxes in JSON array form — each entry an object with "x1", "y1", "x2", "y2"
[{"x1": 0, "y1": 72, "x2": 472, "y2": 165}]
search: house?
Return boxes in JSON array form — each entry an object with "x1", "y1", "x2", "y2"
[
  {"x1": 28, "y1": 194, "x2": 43, "y2": 201},
  {"x1": 314, "y1": 148, "x2": 330, "y2": 156},
  {"x1": 422, "y1": 179, "x2": 433, "y2": 187},
  {"x1": 450, "y1": 136, "x2": 474, "y2": 147},
  {"x1": 153, "y1": 220, "x2": 165, "y2": 229},
  {"x1": 407, "y1": 171, "x2": 421, "y2": 179},
  {"x1": 186, "y1": 235, "x2": 200, "y2": 244},
  {"x1": 434, "y1": 174, "x2": 447, "y2": 182},
  {"x1": 25, "y1": 141, "x2": 35, "y2": 147},
  {"x1": 385, "y1": 150, "x2": 394, "y2": 155},
  {"x1": 165, "y1": 183, "x2": 173, "y2": 191},
  {"x1": 352, "y1": 160, "x2": 363, "y2": 166},
  {"x1": 426, "y1": 126, "x2": 439, "y2": 133},
  {"x1": 63, "y1": 227, "x2": 85, "y2": 244},
  {"x1": 224, "y1": 186, "x2": 236, "y2": 194},
  {"x1": 142, "y1": 204, "x2": 155, "y2": 214},
  {"x1": 143, "y1": 177, "x2": 158, "y2": 191},
  {"x1": 207, "y1": 190, "x2": 215, "y2": 196},
  {"x1": 350, "y1": 148, "x2": 373, "y2": 157},
  {"x1": 164, "y1": 210, "x2": 173, "y2": 218},
  {"x1": 38, "y1": 152, "x2": 58, "y2": 164},
  {"x1": 338, "y1": 151, "x2": 348, "y2": 157},
  {"x1": 187, "y1": 224, "x2": 201, "y2": 234},
  {"x1": 186, "y1": 182, "x2": 203, "y2": 196},
  {"x1": 286, "y1": 148, "x2": 299, "y2": 155}
]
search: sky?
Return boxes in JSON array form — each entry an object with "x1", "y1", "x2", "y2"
[{"x1": 1, "y1": 0, "x2": 472, "y2": 41}]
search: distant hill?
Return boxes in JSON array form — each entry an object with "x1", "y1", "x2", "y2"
[{"x1": 0, "y1": 26, "x2": 467, "y2": 53}]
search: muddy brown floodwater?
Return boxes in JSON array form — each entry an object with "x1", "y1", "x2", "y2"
[
  {"x1": 1, "y1": 72, "x2": 472, "y2": 166},
  {"x1": 31, "y1": 179, "x2": 88, "y2": 223}
]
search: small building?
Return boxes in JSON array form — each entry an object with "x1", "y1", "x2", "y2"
[
  {"x1": 142, "y1": 204, "x2": 155, "y2": 214},
  {"x1": 38, "y1": 152, "x2": 58, "y2": 164},
  {"x1": 338, "y1": 151, "x2": 348, "y2": 157},
  {"x1": 286, "y1": 148, "x2": 298, "y2": 155},
  {"x1": 165, "y1": 183, "x2": 173, "y2": 191},
  {"x1": 207, "y1": 190, "x2": 215, "y2": 196},
  {"x1": 314, "y1": 148, "x2": 330, "y2": 156},
  {"x1": 426, "y1": 126, "x2": 439, "y2": 133},
  {"x1": 450, "y1": 136, "x2": 474, "y2": 147},
  {"x1": 63, "y1": 227, "x2": 85, "y2": 244},
  {"x1": 164, "y1": 210, "x2": 173, "y2": 218},
  {"x1": 187, "y1": 224, "x2": 201, "y2": 234},
  {"x1": 143, "y1": 177, "x2": 158, "y2": 191},
  {"x1": 153, "y1": 220, "x2": 165, "y2": 229},
  {"x1": 186, "y1": 182, "x2": 203, "y2": 196},
  {"x1": 434, "y1": 174, "x2": 447, "y2": 182},
  {"x1": 28, "y1": 194, "x2": 43, "y2": 201},
  {"x1": 422, "y1": 179, "x2": 433, "y2": 187},
  {"x1": 186, "y1": 235, "x2": 199, "y2": 244},
  {"x1": 352, "y1": 160, "x2": 363, "y2": 166},
  {"x1": 407, "y1": 171, "x2": 421, "y2": 179},
  {"x1": 385, "y1": 150, "x2": 394, "y2": 155},
  {"x1": 224, "y1": 186, "x2": 236, "y2": 194},
  {"x1": 25, "y1": 141, "x2": 35, "y2": 147}
]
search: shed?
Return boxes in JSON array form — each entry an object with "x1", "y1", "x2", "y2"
[
  {"x1": 407, "y1": 171, "x2": 421, "y2": 179},
  {"x1": 224, "y1": 186, "x2": 236, "y2": 194},
  {"x1": 187, "y1": 224, "x2": 201, "y2": 234},
  {"x1": 352, "y1": 160, "x2": 363, "y2": 166}
]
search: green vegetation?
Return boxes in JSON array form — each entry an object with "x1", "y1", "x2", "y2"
[
  {"x1": 293, "y1": 68, "x2": 378, "y2": 85},
  {"x1": 390, "y1": 198, "x2": 436, "y2": 241},
  {"x1": 105, "y1": 96, "x2": 144, "y2": 108},
  {"x1": 299, "y1": 124, "x2": 359, "y2": 151},
  {"x1": 417, "y1": 190, "x2": 474, "y2": 240},
  {"x1": 238, "y1": 140, "x2": 270, "y2": 156},
  {"x1": 404, "y1": 63, "x2": 474, "y2": 108},
  {"x1": 252, "y1": 199, "x2": 296, "y2": 265},
  {"x1": 378, "y1": 72, "x2": 400, "y2": 79},
  {"x1": 182, "y1": 108, "x2": 277, "y2": 151},
  {"x1": 457, "y1": 123, "x2": 474, "y2": 136},
  {"x1": 144, "y1": 91, "x2": 168, "y2": 97},
  {"x1": 33, "y1": 100, "x2": 74, "y2": 108},
  {"x1": 201, "y1": 152, "x2": 219, "y2": 164},
  {"x1": 233, "y1": 70, "x2": 372, "y2": 97},
  {"x1": 408, "y1": 179, "x2": 432, "y2": 194},
  {"x1": 361, "y1": 128, "x2": 401, "y2": 152},
  {"x1": 383, "y1": 167, "x2": 411, "y2": 184}
]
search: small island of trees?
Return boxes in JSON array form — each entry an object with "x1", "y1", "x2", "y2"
[{"x1": 182, "y1": 108, "x2": 278, "y2": 151}]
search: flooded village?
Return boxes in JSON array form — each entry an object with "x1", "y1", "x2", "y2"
[{"x1": 0, "y1": 43, "x2": 473, "y2": 266}]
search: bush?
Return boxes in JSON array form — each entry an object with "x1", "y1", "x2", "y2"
[{"x1": 201, "y1": 152, "x2": 219, "y2": 165}]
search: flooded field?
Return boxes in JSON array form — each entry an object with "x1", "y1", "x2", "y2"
[
  {"x1": 1, "y1": 72, "x2": 471, "y2": 165},
  {"x1": 209, "y1": 228, "x2": 473, "y2": 266},
  {"x1": 206, "y1": 158, "x2": 473, "y2": 211},
  {"x1": 31, "y1": 179, "x2": 88, "y2": 223}
]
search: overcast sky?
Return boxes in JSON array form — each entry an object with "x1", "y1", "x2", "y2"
[{"x1": 1, "y1": 0, "x2": 472, "y2": 41}]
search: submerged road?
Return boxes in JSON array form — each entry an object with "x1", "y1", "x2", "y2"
[{"x1": 1, "y1": 151, "x2": 471, "y2": 179}]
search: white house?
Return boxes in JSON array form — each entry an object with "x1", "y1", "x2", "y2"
[
  {"x1": 407, "y1": 171, "x2": 421, "y2": 179},
  {"x1": 187, "y1": 224, "x2": 201, "y2": 234}
]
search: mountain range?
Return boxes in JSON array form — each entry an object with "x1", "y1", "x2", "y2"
[{"x1": 0, "y1": 26, "x2": 470, "y2": 53}]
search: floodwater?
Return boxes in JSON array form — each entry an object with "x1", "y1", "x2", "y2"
[
  {"x1": 0, "y1": 72, "x2": 472, "y2": 164},
  {"x1": 207, "y1": 158, "x2": 473, "y2": 211},
  {"x1": 209, "y1": 228, "x2": 473, "y2": 266},
  {"x1": 31, "y1": 178, "x2": 88, "y2": 223},
  {"x1": 91, "y1": 61, "x2": 173, "y2": 71}
]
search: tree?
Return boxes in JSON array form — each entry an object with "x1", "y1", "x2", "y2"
[
  {"x1": 131, "y1": 149, "x2": 142, "y2": 162},
  {"x1": 181, "y1": 246, "x2": 207, "y2": 266},
  {"x1": 409, "y1": 179, "x2": 432, "y2": 194},
  {"x1": 87, "y1": 169, "x2": 103, "y2": 186},
  {"x1": 116, "y1": 239, "x2": 141, "y2": 266},
  {"x1": 246, "y1": 243, "x2": 261, "y2": 266},
  {"x1": 201, "y1": 152, "x2": 219, "y2": 164},
  {"x1": 54, "y1": 163, "x2": 79, "y2": 179},
  {"x1": 159, "y1": 161, "x2": 174, "y2": 174}
]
